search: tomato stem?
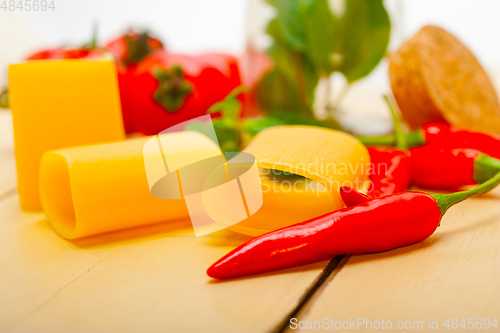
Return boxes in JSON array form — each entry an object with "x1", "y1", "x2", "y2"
[
  {"x1": 153, "y1": 66, "x2": 193, "y2": 112},
  {"x1": 432, "y1": 170, "x2": 500, "y2": 216},
  {"x1": 90, "y1": 22, "x2": 98, "y2": 49},
  {"x1": 125, "y1": 31, "x2": 152, "y2": 65},
  {"x1": 82, "y1": 22, "x2": 99, "y2": 50}
]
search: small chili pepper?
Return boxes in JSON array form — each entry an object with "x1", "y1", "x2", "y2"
[
  {"x1": 367, "y1": 147, "x2": 411, "y2": 197},
  {"x1": 358, "y1": 123, "x2": 500, "y2": 159},
  {"x1": 363, "y1": 96, "x2": 412, "y2": 198},
  {"x1": 360, "y1": 98, "x2": 500, "y2": 191},
  {"x1": 207, "y1": 171, "x2": 500, "y2": 280},
  {"x1": 339, "y1": 186, "x2": 370, "y2": 206},
  {"x1": 410, "y1": 147, "x2": 500, "y2": 190}
]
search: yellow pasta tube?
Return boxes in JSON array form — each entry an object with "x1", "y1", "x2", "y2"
[
  {"x1": 41, "y1": 125, "x2": 370, "y2": 239},
  {"x1": 40, "y1": 132, "x2": 221, "y2": 239},
  {"x1": 9, "y1": 60, "x2": 125, "y2": 211}
]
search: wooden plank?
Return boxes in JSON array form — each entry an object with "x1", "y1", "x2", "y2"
[
  {"x1": 0, "y1": 104, "x2": 333, "y2": 333},
  {"x1": 271, "y1": 256, "x2": 346, "y2": 333},
  {"x1": 0, "y1": 112, "x2": 16, "y2": 196},
  {"x1": 0, "y1": 193, "x2": 330, "y2": 333},
  {"x1": 294, "y1": 189, "x2": 500, "y2": 332}
]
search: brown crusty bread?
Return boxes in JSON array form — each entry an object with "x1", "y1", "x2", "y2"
[{"x1": 389, "y1": 25, "x2": 500, "y2": 134}]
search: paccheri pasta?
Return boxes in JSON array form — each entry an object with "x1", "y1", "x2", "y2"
[
  {"x1": 40, "y1": 126, "x2": 370, "y2": 239},
  {"x1": 9, "y1": 60, "x2": 125, "y2": 211}
]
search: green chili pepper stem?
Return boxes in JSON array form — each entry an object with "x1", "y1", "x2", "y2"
[
  {"x1": 432, "y1": 170, "x2": 500, "y2": 216},
  {"x1": 406, "y1": 130, "x2": 426, "y2": 147},
  {"x1": 357, "y1": 130, "x2": 426, "y2": 148},
  {"x1": 357, "y1": 134, "x2": 395, "y2": 146},
  {"x1": 473, "y1": 153, "x2": 500, "y2": 184},
  {"x1": 384, "y1": 95, "x2": 408, "y2": 150}
]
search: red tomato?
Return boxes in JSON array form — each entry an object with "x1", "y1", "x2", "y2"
[
  {"x1": 25, "y1": 47, "x2": 104, "y2": 60},
  {"x1": 122, "y1": 50, "x2": 241, "y2": 135},
  {"x1": 26, "y1": 48, "x2": 66, "y2": 60},
  {"x1": 62, "y1": 49, "x2": 103, "y2": 59},
  {"x1": 105, "y1": 29, "x2": 165, "y2": 134}
]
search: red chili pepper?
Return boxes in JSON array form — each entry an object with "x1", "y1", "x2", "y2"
[
  {"x1": 207, "y1": 171, "x2": 500, "y2": 280},
  {"x1": 367, "y1": 147, "x2": 412, "y2": 197},
  {"x1": 358, "y1": 123, "x2": 500, "y2": 159},
  {"x1": 360, "y1": 97, "x2": 500, "y2": 191},
  {"x1": 104, "y1": 29, "x2": 165, "y2": 135},
  {"x1": 361, "y1": 96, "x2": 412, "y2": 198},
  {"x1": 339, "y1": 186, "x2": 370, "y2": 206},
  {"x1": 410, "y1": 146, "x2": 500, "y2": 190},
  {"x1": 416, "y1": 124, "x2": 500, "y2": 159},
  {"x1": 123, "y1": 50, "x2": 241, "y2": 135},
  {"x1": 105, "y1": 29, "x2": 164, "y2": 66}
]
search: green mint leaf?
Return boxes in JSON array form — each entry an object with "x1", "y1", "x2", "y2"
[
  {"x1": 302, "y1": 0, "x2": 337, "y2": 75},
  {"x1": 213, "y1": 120, "x2": 240, "y2": 153},
  {"x1": 184, "y1": 118, "x2": 239, "y2": 154},
  {"x1": 260, "y1": 0, "x2": 391, "y2": 114},
  {"x1": 273, "y1": 0, "x2": 308, "y2": 51},
  {"x1": 257, "y1": 43, "x2": 319, "y2": 114},
  {"x1": 335, "y1": 0, "x2": 391, "y2": 83},
  {"x1": 242, "y1": 115, "x2": 288, "y2": 137}
]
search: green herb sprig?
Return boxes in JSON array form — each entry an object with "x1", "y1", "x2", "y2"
[{"x1": 258, "y1": 0, "x2": 391, "y2": 115}]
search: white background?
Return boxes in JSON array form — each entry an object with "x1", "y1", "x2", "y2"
[
  {"x1": 1, "y1": 0, "x2": 500, "y2": 69},
  {"x1": 1, "y1": 0, "x2": 500, "y2": 133}
]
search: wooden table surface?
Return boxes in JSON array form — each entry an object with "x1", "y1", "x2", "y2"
[{"x1": 0, "y1": 111, "x2": 499, "y2": 333}]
